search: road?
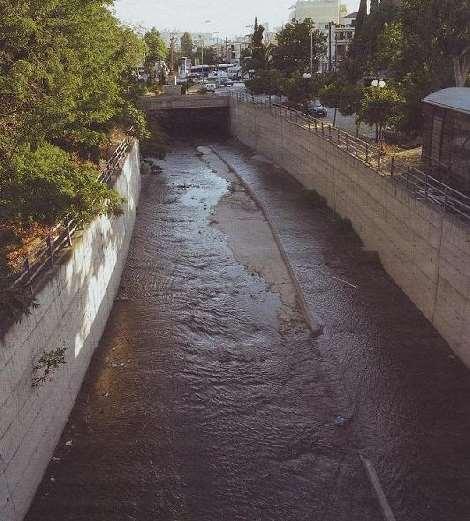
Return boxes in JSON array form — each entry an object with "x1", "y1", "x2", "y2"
[
  {"x1": 26, "y1": 141, "x2": 470, "y2": 521},
  {"x1": 216, "y1": 89, "x2": 376, "y2": 140}
]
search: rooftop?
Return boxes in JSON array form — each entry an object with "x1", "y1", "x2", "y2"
[{"x1": 423, "y1": 87, "x2": 470, "y2": 116}]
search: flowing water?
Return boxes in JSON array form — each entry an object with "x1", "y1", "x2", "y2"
[{"x1": 26, "y1": 141, "x2": 470, "y2": 521}]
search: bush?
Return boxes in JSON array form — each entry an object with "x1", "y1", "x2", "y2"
[{"x1": 0, "y1": 144, "x2": 123, "y2": 227}]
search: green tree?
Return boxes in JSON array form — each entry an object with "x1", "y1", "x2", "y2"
[
  {"x1": 319, "y1": 82, "x2": 344, "y2": 125},
  {"x1": 355, "y1": 0, "x2": 368, "y2": 35},
  {"x1": 344, "y1": 0, "x2": 400, "y2": 81},
  {"x1": 319, "y1": 81, "x2": 364, "y2": 127},
  {"x1": 0, "y1": 0, "x2": 150, "y2": 256},
  {"x1": 281, "y1": 73, "x2": 321, "y2": 106},
  {"x1": 431, "y1": 0, "x2": 470, "y2": 86},
  {"x1": 246, "y1": 69, "x2": 283, "y2": 97},
  {"x1": 0, "y1": 144, "x2": 122, "y2": 226},
  {"x1": 180, "y1": 32, "x2": 194, "y2": 60},
  {"x1": 144, "y1": 28, "x2": 167, "y2": 63},
  {"x1": 0, "y1": 0, "x2": 147, "y2": 159},
  {"x1": 195, "y1": 45, "x2": 218, "y2": 65},
  {"x1": 272, "y1": 19, "x2": 326, "y2": 75},
  {"x1": 358, "y1": 86, "x2": 403, "y2": 142},
  {"x1": 242, "y1": 17, "x2": 270, "y2": 74}
]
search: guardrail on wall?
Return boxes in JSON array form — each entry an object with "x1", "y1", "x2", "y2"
[
  {"x1": 4, "y1": 133, "x2": 135, "y2": 291},
  {"x1": 232, "y1": 93, "x2": 470, "y2": 222}
]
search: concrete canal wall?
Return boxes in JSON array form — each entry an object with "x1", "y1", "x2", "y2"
[
  {"x1": 230, "y1": 99, "x2": 470, "y2": 367},
  {"x1": 0, "y1": 142, "x2": 141, "y2": 521}
]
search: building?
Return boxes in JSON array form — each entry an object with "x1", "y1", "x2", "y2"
[
  {"x1": 289, "y1": 0, "x2": 341, "y2": 24},
  {"x1": 214, "y1": 36, "x2": 251, "y2": 64},
  {"x1": 341, "y1": 11, "x2": 357, "y2": 26},
  {"x1": 316, "y1": 14, "x2": 355, "y2": 72},
  {"x1": 159, "y1": 31, "x2": 218, "y2": 51},
  {"x1": 422, "y1": 88, "x2": 470, "y2": 191},
  {"x1": 178, "y1": 57, "x2": 191, "y2": 77},
  {"x1": 288, "y1": 0, "x2": 354, "y2": 72}
]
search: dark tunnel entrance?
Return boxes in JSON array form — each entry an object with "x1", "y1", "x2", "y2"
[{"x1": 149, "y1": 107, "x2": 230, "y2": 138}]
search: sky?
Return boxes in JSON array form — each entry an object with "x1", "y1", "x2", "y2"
[{"x1": 113, "y1": 0, "x2": 360, "y2": 37}]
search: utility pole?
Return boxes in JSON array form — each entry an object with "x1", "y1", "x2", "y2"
[
  {"x1": 310, "y1": 29, "x2": 313, "y2": 76},
  {"x1": 328, "y1": 22, "x2": 333, "y2": 72}
]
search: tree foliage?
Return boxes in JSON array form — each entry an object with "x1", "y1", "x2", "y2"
[
  {"x1": 245, "y1": 17, "x2": 326, "y2": 106},
  {"x1": 242, "y1": 18, "x2": 270, "y2": 74},
  {"x1": 358, "y1": 86, "x2": 403, "y2": 141},
  {"x1": 0, "y1": 0, "x2": 149, "y2": 251},
  {"x1": 246, "y1": 69, "x2": 283, "y2": 96},
  {"x1": 340, "y1": 0, "x2": 469, "y2": 135},
  {"x1": 180, "y1": 32, "x2": 194, "y2": 60},
  {"x1": 344, "y1": 0, "x2": 400, "y2": 81},
  {"x1": 0, "y1": 144, "x2": 122, "y2": 225},
  {"x1": 272, "y1": 19, "x2": 326, "y2": 75},
  {"x1": 282, "y1": 73, "x2": 321, "y2": 106},
  {"x1": 144, "y1": 28, "x2": 167, "y2": 65},
  {"x1": 430, "y1": 0, "x2": 470, "y2": 87}
]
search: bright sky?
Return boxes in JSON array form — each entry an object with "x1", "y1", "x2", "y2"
[{"x1": 113, "y1": 0, "x2": 360, "y2": 37}]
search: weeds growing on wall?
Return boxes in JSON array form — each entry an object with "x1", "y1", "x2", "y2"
[{"x1": 32, "y1": 348, "x2": 67, "y2": 388}]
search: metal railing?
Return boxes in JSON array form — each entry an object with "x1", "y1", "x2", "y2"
[
  {"x1": 5, "y1": 132, "x2": 135, "y2": 290},
  {"x1": 232, "y1": 93, "x2": 470, "y2": 222}
]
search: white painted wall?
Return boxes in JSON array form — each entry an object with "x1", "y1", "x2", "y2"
[
  {"x1": 0, "y1": 141, "x2": 141, "y2": 521},
  {"x1": 230, "y1": 99, "x2": 470, "y2": 367}
]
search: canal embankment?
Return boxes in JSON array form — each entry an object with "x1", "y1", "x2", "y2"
[
  {"x1": 230, "y1": 97, "x2": 470, "y2": 367},
  {"x1": 0, "y1": 142, "x2": 141, "y2": 521}
]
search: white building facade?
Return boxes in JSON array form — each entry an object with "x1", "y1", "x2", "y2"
[
  {"x1": 288, "y1": 0, "x2": 356, "y2": 73},
  {"x1": 289, "y1": 0, "x2": 341, "y2": 24}
]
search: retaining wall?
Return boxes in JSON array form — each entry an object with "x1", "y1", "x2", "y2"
[
  {"x1": 0, "y1": 142, "x2": 141, "y2": 521},
  {"x1": 230, "y1": 99, "x2": 470, "y2": 366}
]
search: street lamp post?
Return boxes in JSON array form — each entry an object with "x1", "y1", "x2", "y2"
[
  {"x1": 303, "y1": 29, "x2": 314, "y2": 79},
  {"x1": 328, "y1": 22, "x2": 334, "y2": 72},
  {"x1": 371, "y1": 79, "x2": 386, "y2": 88},
  {"x1": 370, "y1": 78, "x2": 387, "y2": 144}
]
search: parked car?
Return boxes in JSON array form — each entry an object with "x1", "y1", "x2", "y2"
[
  {"x1": 306, "y1": 101, "x2": 327, "y2": 118},
  {"x1": 231, "y1": 82, "x2": 246, "y2": 91},
  {"x1": 204, "y1": 83, "x2": 217, "y2": 93}
]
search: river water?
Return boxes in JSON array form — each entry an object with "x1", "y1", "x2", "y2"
[{"x1": 26, "y1": 141, "x2": 470, "y2": 521}]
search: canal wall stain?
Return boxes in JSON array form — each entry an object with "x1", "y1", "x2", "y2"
[
  {"x1": 0, "y1": 143, "x2": 141, "y2": 521},
  {"x1": 230, "y1": 98, "x2": 470, "y2": 367}
]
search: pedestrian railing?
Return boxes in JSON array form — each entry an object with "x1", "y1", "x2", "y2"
[
  {"x1": 232, "y1": 93, "x2": 470, "y2": 223},
  {"x1": 4, "y1": 132, "x2": 135, "y2": 290}
]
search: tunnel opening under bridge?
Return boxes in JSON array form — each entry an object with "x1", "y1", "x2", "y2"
[{"x1": 149, "y1": 107, "x2": 230, "y2": 138}]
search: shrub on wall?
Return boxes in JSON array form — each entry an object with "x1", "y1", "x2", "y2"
[{"x1": 0, "y1": 144, "x2": 123, "y2": 227}]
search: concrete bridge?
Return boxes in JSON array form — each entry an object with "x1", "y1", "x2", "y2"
[{"x1": 138, "y1": 94, "x2": 230, "y2": 136}]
